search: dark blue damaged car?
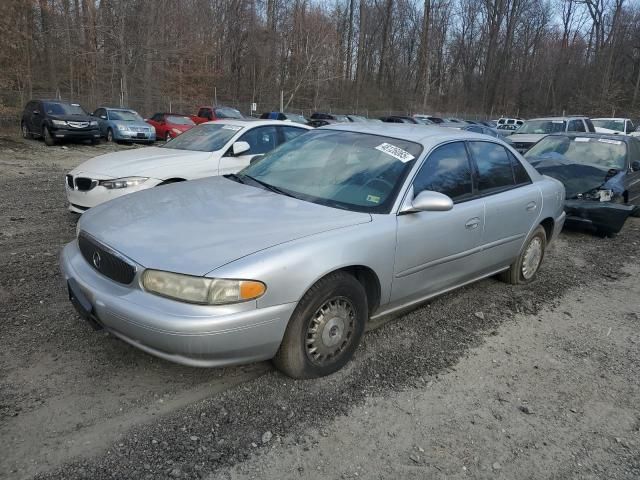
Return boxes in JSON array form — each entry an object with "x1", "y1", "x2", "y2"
[{"x1": 525, "y1": 133, "x2": 640, "y2": 236}]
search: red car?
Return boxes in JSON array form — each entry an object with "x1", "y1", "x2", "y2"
[
  {"x1": 190, "y1": 106, "x2": 244, "y2": 124},
  {"x1": 146, "y1": 113, "x2": 195, "y2": 141}
]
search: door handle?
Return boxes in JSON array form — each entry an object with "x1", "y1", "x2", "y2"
[
  {"x1": 526, "y1": 201, "x2": 537, "y2": 211},
  {"x1": 465, "y1": 218, "x2": 480, "y2": 230}
]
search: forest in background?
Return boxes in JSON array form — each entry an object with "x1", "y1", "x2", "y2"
[{"x1": 1, "y1": 0, "x2": 639, "y2": 119}]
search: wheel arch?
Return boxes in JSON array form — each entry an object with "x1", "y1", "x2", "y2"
[{"x1": 539, "y1": 217, "x2": 554, "y2": 241}]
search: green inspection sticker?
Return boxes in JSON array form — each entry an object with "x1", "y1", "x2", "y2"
[{"x1": 366, "y1": 194, "x2": 380, "y2": 203}]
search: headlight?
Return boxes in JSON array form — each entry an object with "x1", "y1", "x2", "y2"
[
  {"x1": 142, "y1": 270, "x2": 266, "y2": 305},
  {"x1": 171, "y1": 128, "x2": 181, "y2": 135},
  {"x1": 52, "y1": 120, "x2": 67, "y2": 127},
  {"x1": 117, "y1": 125, "x2": 128, "y2": 131},
  {"x1": 99, "y1": 176, "x2": 149, "y2": 189},
  {"x1": 597, "y1": 189, "x2": 613, "y2": 202},
  {"x1": 89, "y1": 120, "x2": 98, "y2": 127}
]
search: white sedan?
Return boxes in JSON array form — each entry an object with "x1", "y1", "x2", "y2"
[{"x1": 65, "y1": 119, "x2": 311, "y2": 212}]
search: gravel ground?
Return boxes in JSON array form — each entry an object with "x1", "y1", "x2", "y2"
[{"x1": 1, "y1": 134, "x2": 638, "y2": 480}]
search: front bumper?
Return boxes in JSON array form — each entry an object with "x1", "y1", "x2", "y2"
[
  {"x1": 564, "y1": 200, "x2": 634, "y2": 234},
  {"x1": 114, "y1": 130, "x2": 156, "y2": 142},
  {"x1": 60, "y1": 241, "x2": 295, "y2": 367},
  {"x1": 52, "y1": 127, "x2": 101, "y2": 140},
  {"x1": 65, "y1": 177, "x2": 159, "y2": 213}
]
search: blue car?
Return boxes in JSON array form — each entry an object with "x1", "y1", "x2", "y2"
[{"x1": 91, "y1": 107, "x2": 156, "y2": 144}]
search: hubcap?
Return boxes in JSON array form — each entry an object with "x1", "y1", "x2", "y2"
[
  {"x1": 306, "y1": 297, "x2": 355, "y2": 365},
  {"x1": 522, "y1": 237, "x2": 542, "y2": 279}
]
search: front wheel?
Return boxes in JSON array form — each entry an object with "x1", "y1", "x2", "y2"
[
  {"x1": 21, "y1": 122, "x2": 32, "y2": 139},
  {"x1": 273, "y1": 271, "x2": 367, "y2": 379},
  {"x1": 165, "y1": 132, "x2": 172, "y2": 142},
  {"x1": 43, "y1": 126, "x2": 56, "y2": 146},
  {"x1": 499, "y1": 225, "x2": 546, "y2": 285},
  {"x1": 106, "y1": 128, "x2": 114, "y2": 142}
]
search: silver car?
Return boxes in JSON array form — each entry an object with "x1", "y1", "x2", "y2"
[{"x1": 60, "y1": 124, "x2": 566, "y2": 378}]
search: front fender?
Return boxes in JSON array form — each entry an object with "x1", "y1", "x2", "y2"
[{"x1": 206, "y1": 215, "x2": 397, "y2": 310}]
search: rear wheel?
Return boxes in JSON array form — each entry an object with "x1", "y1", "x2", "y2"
[
  {"x1": 43, "y1": 126, "x2": 56, "y2": 146},
  {"x1": 273, "y1": 271, "x2": 367, "y2": 379},
  {"x1": 165, "y1": 131, "x2": 172, "y2": 142},
  {"x1": 21, "y1": 122, "x2": 32, "y2": 139},
  {"x1": 499, "y1": 225, "x2": 546, "y2": 285}
]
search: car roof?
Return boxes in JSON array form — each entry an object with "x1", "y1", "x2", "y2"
[
  {"x1": 320, "y1": 122, "x2": 504, "y2": 147},
  {"x1": 529, "y1": 116, "x2": 587, "y2": 121},
  {"x1": 545, "y1": 132, "x2": 634, "y2": 144},
  {"x1": 201, "y1": 119, "x2": 311, "y2": 128},
  {"x1": 592, "y1": 117, "x2": 630, "y2": 121}
]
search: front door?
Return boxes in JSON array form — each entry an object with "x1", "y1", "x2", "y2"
[{"x1": 392, "y1": 141, "x2": 485, "y2": 305}]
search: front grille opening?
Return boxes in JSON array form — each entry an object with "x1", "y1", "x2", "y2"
[
  {"x1": 75, "y1": 177, "x2": 95, "y2": 191},
  {"x1": 78, "y1": 233, "x2": 136, "y2": 284}
]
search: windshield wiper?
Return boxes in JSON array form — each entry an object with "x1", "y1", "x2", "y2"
[
  {"x1": 224, "y1": 173, "x2": 245, "y2": 184},
  {"x1": 241, "y1": 174, "x2": 298, "y2": 199}
]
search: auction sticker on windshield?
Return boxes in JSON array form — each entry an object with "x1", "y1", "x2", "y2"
[{"x1": 375, "y1": 143, "x2": 415, "y2": 163}]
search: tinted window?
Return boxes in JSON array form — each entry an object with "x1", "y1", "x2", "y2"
[
  {"x1": 198, "y1": 108, "x2": 212, "y2": 119},
  {"x1": 469, "y1": 141, "x2": 515, "y2": 193},
  {"x1": 239, "y1": 126, "x2": 278, "y2": 154},
  {"x1": 413, "y1": 142, "x2": 473, "y2": 201},
  {"x1": 568, "y1": 119, "x2": 585, "y2": 132},
  {"x1": 279, "y1": 126, "x2": 307, "y2": 143},
  {"x1": 43, "y1": 102, "x2": 86, "y2": 115},
  {"x1": 508, "y1": 152, "x2": 531, "y2": 185},
  {"x1": 151, "y1": 113, "x2": 163, "y2": 121}
]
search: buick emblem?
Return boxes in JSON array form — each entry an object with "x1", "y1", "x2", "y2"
[{"x1": 92, "y1": 250, "x2": 102, "y2": 269}]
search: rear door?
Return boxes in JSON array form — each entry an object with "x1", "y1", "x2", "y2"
[
  {"x1": 392, "y1": 141, "x2": 485, "y2": 303},
  {"x1": 467, "y1": 141, "x2": 541, "y2": 272}
]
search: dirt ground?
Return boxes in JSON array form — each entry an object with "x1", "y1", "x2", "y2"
[{"x1": 0, "y1": 133, "x2": 638, "y2": 480}]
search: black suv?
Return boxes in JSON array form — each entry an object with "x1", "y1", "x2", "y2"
[{"x1": 21, "y1": 100, "x2": 100, "y2": 146}]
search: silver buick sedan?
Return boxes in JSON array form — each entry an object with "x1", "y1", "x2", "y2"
[{"x1": 61, "y1": 124, "x2": 566, "y2": 378}]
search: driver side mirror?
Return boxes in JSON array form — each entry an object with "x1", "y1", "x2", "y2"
[
  {"x1": 232, "y1": 141, "x2": 251, "y2": 156},
  {"x1": 632, "y1": 161, "x2": 640, "y2": 172},
  {"x1": 400, "y1": 190, "x2": 454, "y2": 214}
]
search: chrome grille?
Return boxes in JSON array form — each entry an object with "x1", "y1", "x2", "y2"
[{"x1": 78, "y1": 233, "x2": 136, "y2": 284}]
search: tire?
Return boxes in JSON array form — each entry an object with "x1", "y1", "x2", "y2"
[
  {"x1": 21, "y1": 122, "x2": 32, "y2": 139},
  {"x1": 273, "y1": 271, "x2": 367, "y2": 379},
  {"x1": 106, "y1": 128, "x2": 114, "y2": 142},
  {"x1": 165, "y1": 131, "x2": 171, "y2": 142},
  {"x1": 43, "y1": 126, "x2": 56, "y2": 146},
  {"x1": 499, "y1": 225, "x2": 546, "y2": 285}
]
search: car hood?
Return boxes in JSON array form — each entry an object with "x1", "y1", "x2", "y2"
[
  {"x1": 50, "y1": 114, "x2": 94, "y2": 123},
  {"x1": 77, "y1": 176, "x2": 372, "y2": 276},
  {"x1": 69, "y1": 147, "x2": 214, "y2": 178},
  {"x1": 507, "y1": 133, "x2": 546, "y2": 144},
  {"x1": 527, "y1": 153, "x2": 625, "y2": 198}
]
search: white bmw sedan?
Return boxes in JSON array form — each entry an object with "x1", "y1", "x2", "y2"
[{"x1": 65, "y1": 119, "x2": 311, "y2": 212}]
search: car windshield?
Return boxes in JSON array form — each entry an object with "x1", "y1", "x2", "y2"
[
  {"x1": 161, "y1": 123, "x2": 241, "y2": 152},
  {"x1": 525, "y1": 136, "x2": 626, "y2": 170},
  {"x1": 592, "y1": 119, "x2": 625, "y2": 132},
  {"x1": 348, "y1": 115, "x2": 368, "y2": 122},
  {"x1": 518, "y1": 120, "x2": 566, "y2": 134},
  {"x1": 109, "y1": 110, "x2": 142, "y2": 121},
  {"x1": 333, "y1": 115, "x2": 349, "y2": 122},
  {"x1": 215, "y1": 107, "x2": 243, "y2": 119},
  {"x1": 428, "y1": 117, "x2": 443, "y2": 124},
  {"x1": 44, "y1": 102, "x2": 86, "y2": 115},
  {"x1": 284, "y1": 113, "x2": 307, "y2": 123},
  {"x1": 166, "y1": 115, "x2": 195, "y2": 125},
  {"x1": 414, "y1": 118, "x2": 433, "y2": 125},
  {"x1": 237, "y1": 130, "x2": 421, "y2": 213}
]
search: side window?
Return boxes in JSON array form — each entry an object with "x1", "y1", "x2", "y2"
[
  {"x1": 585, "y1": 119, "x2": 596, "y2": 133},
  {"x1": 413, "y1": 142, "x2": 473, "y2": 202},
  {"x1": 508, "y1": 151, "x2": 532, "y2": 185},
  {"x1": 197, "y1": 108, "x2": 207, "y2": 118},
  {"x1": 151, "y1": 113, "x2": 163, "y2": 122},
  {"x1": 238, "y1": 126, "x2": 278, "y2": 155},
  {"x1": 468, "y1": 141, "x2": 516, "y2": 193},
  {"x1": 627, "y1": 120, "x2": 635, "y2": 134},
  {"x1": 568, "y1": 119, "x2": 585, "y2": 132},
  {"x1": 279, "y1": 126, "x2": 307, "y2": 144},
  {"x1": 97, "y1": 108, "x2": 106, "y2": 119}
]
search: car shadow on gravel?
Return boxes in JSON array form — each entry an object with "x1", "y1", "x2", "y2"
[{"x1": 27, "y1": 219, "x2": 640, "y2": 480}]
